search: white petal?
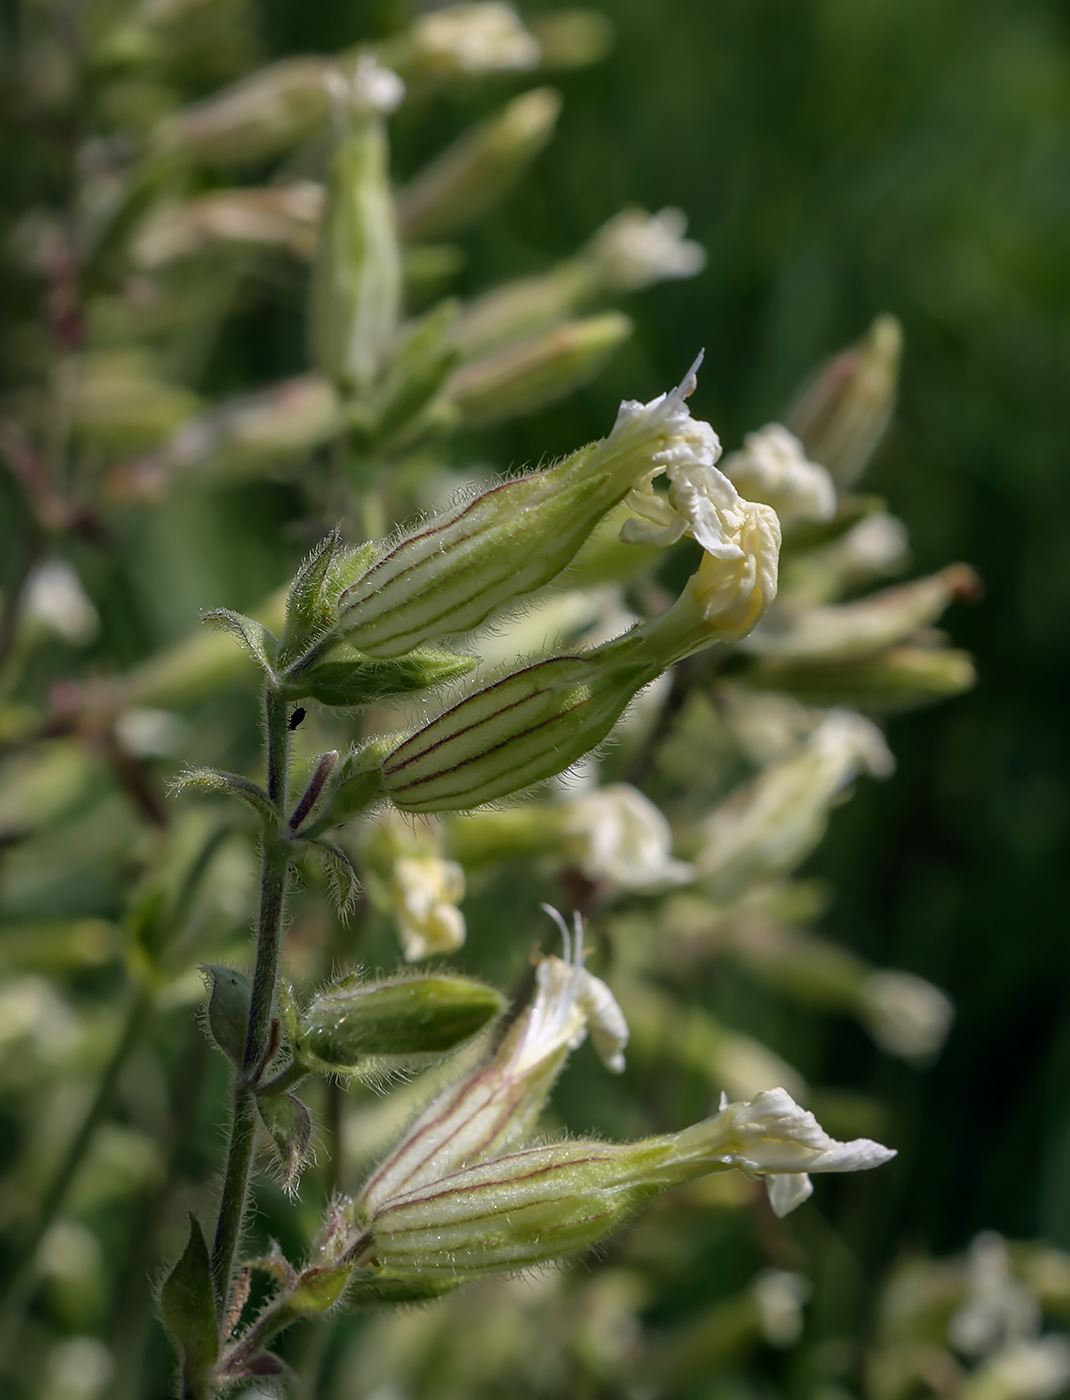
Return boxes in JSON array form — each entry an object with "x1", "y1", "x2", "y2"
[{"x1": 766, "y1": 1173, "x2": 813, "y2": 1217}]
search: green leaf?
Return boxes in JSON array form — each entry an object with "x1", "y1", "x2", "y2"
[
  {"x1": 159, "y1": 1214, "x2": 219, "y2": 1387},
  {"x1": 280, "y1": 643, "x2": 476, "y2": 708},
  {"x1": 256, "y1": 1091, "x2": 313, "y2": 1193},
  {"x1": 204, "y1": 965, "x2": 251, "y2": 1065},
  {"x1": 311, "y1": 838, "x2": 360, "y2": 917},
  {"x1": 171, "y1": 768, "x2": 280, "y2": 826},
  {"x1": 202, "y1": 609, "x2": 280, "y2": 678}
]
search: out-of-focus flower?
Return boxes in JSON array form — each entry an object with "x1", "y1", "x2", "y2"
[
  {"x1": 390, "y1": 856, "x2": 467, "y2": 961},
  {"x1": 23, "y1": 560, "x2": 99, "y2": 644},
  {"x1": 963, "y1": 1338, "x2": 1070, "y2": 1400},
  {"x1": 721, "y1": 423, "x2": 836, "y2": 526},
  {"x1": 860, "y1": 970, "x2": 954, "y2": 1064},
  {"x1": 587, "y1": 206, "x2": 706, "y2": 292},
  {"x1": 754, "y1": 1269, "x2": 811, "y2": 1347},
  {"x1": 951, "y1": 1235, "x2": 1041, "y2": 1360},
  {"x1": 562, "y1": 782, "x2": 693, "y2": 890},
  {"x1": 406, "y1": 3, "x2": 541, "y2": 76}
]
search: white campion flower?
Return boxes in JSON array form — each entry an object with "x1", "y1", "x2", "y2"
[
  {"x1": 562, "y1": 782, "x2": 694, "y2": 891},
  {"x1": 359, "y1": 907, "x2": 627, "y2": 1213},
  {"x1": 721, "y1": 423, "x2": 837, "y2": 527},
  {"x1": 860, "y1": 970, "x2": 954, "y2": 1063},
  {"x1": 696, "y1": 708, "x2": 894, "y2": 898},
  {"x1": 390, "y1": 855, "x2": 466, "y2": 961},
  {"x1": 409, "y1": 3, "x2": 541, "y2": 75},
  {"x1": 588, "y1": 207, "x2": 707, "y2": 292},
  {"x1": 950, "y1": 1234, "x2": 1041, "y2": 1360},
  {"x1": 23, "y1": 560, "x2": 99, "y2": 644},
  {"x1": 616, "y1": 357, "x2": 782, "y2": 642},
  {"x1": 681, "y1": 1086, "x2": 897, "y2": 1218}
]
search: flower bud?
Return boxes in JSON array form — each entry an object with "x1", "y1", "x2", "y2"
[
  {"x1": 528, "y1": 9, "x2": 615, "y2": 69},
  {"x1": 296, "y1": 972, "x2": 504, "y2": 1071},
  {"x1": 153, "y1": 57, "x2": 338, "y2": 165},
  {"x1": 384, "y1": 3, "x2": 541, "y2": 82},
  {"x1": 334, "y1": 354, "x2": 730, "y2": 659},
  {"x1": 744, "y1": 564, "x2": 981, "y2": 663},
  {"x1": 586, "y1": 206, "x2": 706, "y2": 293},
  {"x1": 311, "y1": 60, "x2": 404, "y2": 394},
  {"x1": 379, "y1": 644, "x2": 652, "y2": 812},
  {"x1": 721, "y1": 423, "x2": 836, "y2": 527},
  {"x1": 859, "y1": 971, "x2": 954, "y2": 1064},
  {"x1": 203, "y1": 964, "x2": 252, "y2": 1065},
  {"x1": 397, "y1": 88, "x2": 561, "y2": 241},
  {"x1": 696, "y1": 710, "x2": 894, "y2": 900},
  {"x1": 109, "y1": 376, "x2": 341, "y2": 502},
  {"x1": 71, "y1": 349, "x2": 200, "y2": 452},
  {"x1": 448, "y1": 311, "x2": 632, "y2": 424},
  {"x1": 739, "y1": 644, "x2": 976, "y2": 714},
  {"x1": 453, "y1": 261, "x2": 593, "y2": 358},
  {"x1": 131, "y1": 183, "x2": 324, "y2": 268},
  {"x1": 786, "y1": 314, "x2": 903, "y2": 486}
]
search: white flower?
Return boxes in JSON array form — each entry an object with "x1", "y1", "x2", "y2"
[
  {"x1": 562, "y1": 783, "x2": 694, "y2": 891},
  {"x1": 410, "y1": 3, "x2": 540, "y2": 75},
  {"x1": 23, "y1": 560, "x2": 99, "y2": 644},
  {"x1": 973, "y1": 1338, "x2": 1070, "y2": 1400},
  {"x1": 675, "y1": 1086, "x2": 896, "y2": 1217},
  {"x1": 390, "y1": 855, "x2": 466, "y2": 961},
  {"x1": 589, "y1": 207, "x2": 706, "y2": 292},
  {"x1": 722, "y1": 423, "x2": 836, "y2": 527},
  {"x1": 860, "y1": 970, "x2": 954, "y2": 1063},
  {"x1": 836, "y1": 511, "x2": 910, "y2": 576},
  {"x1": 950, "y1": 1233, "x2": 1040, "y2": 1359},
  {"x1": 754, "y1": 1269, "x2": 811, "y2": 1347},
  {"x1": 359, "y1": 907, "x2": 628, "y2": 1212},
  {"x1": 332, "y1": 54, "x2": 405, "y2": 116},
  {"x1": 697, "y1": 709, "x2": 893, "y2": 897}
]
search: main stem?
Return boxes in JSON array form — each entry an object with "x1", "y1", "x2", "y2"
[{"x1": 210, "y1": 687, "x2": 291, "y2": 1317}]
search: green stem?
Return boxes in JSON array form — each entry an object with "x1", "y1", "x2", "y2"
[
  {"x1": 0, "y1": 985, "x2": 154, "y2": 1355},
  {"x1": 210, "y1": 687, "x2": 292, "y2": 1317}
]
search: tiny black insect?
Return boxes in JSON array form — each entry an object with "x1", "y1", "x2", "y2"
[{"x1": 288, "y1": 707, "x2": 306, "y2": 731}]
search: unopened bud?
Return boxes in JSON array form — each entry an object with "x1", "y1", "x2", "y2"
[
  {"x1": 131, "y1": 183, "x2": 324, "y2": 268},
  {"x1": 740, "y1": 644, "x2": 976, "y2": 713},
  {"x1": 296, "y1": 972, "x2": 503, "y2": 1071},
  {"x1": 311, "y1": 69, "x2": 403, "y2": 394},
  {"x1": 859, "y1": 971, "x2": 954, "y2": 1063},
  {"x1": 333, "y1": 354, "x2": 727, "y2": 658},
  {"x1": 448, "y1": 311, "x2": 632, "y2": 424},
  {"x1": 744, "y1": 564, "x2": 981, "y2": 663},
  {"x1": 110, "y1": 376, "x2": 341, "y2": 502},
  {"x1": 386, "y1": 3, "x2": 541, "y2": 81},
  {"x1": 204, "y1": 965, "x2": 251, "y2": 1065},
  {"x1": 153, "y1": 57, "x2": 337, "y2": 164},
  {"x1": 786, "y1": 315, "x2": 903, "y2": 486},
  {"x1": 71, "y1": 350, "x2": 199, "y2": 451},
  {"x1": 453, "y1": 261, "x2": 593, "y2": 358},
  {"x1": 397, "y1": 87, "x2": 561, "y2": 241}
]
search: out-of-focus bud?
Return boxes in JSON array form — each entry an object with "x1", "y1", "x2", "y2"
[
  {"x1": 384, "y1": 3, "x2": 541, "y2": 81},
  {"x1": 745, "y1": 564, "x2": 981, "y2": 663},
  {"x1": 448, "y1": 311, "x2": 632, "y2": 424},
  {"x1": 397, "y1": 87, "x2": 561, "y2": 241},
  {"x1": 528, "y1": 9, "x2": 615, "y2": 68},
  {"x1": 721, "y1": 424, "x2": 836, "y2": 527},
  {"x1": 740, "y1": 644, "x2": 977, "y2": 714},
  {"x1": 786, "y1": 314, "x2": 903, "y2": 486},
  {"x1": 22, "y1": 560, "x2": 99, "y2": 645},
  {"x1": 333, "y1": 354, "x2": 724, "y2": 658},
  {"x1": 961, "y1": 1339, "x2": 1070, "y2": 1400},
  {"x1": 587, "y1": 206, "x2": 706, "y2": 292},
  {"x1": 357, "y1": 910, "x2": 627, "y2": 1216},
  {"x1": 152, "y1": 57, "x2": 339, "y2": 165},
  {"x1": 696, "y1": 710, "x2": 894, "y2": 900},
  {"x1": 562, "y1": 783, "x2": 694, "y2": 891},
  {"x1": 109, "y1": 376, "x2": 341, "y2": 501},
  {"x1": 860, "y1": 971, "x2": 954, "y2": 1064},
  {"x1": 453, "y1": 262, "x2": 592, "y2": 357},
  {"x1": 71, "y1": 349, "x2": 199, "y2": 451},
  {"x1": 754, "y1": 1270, "x2": 811, "y2": 1347},
  {"x1": 130, "y1": 183, "x2": 324, "y2": 268},
  {"x1": 347, "y1": 1086, "x2": 891, "y2": 1293},
  {"x1": 311, "y1": 58, "x2": 404, "y2": 395},
  {"x1": 296, "y1": 972, "x2": 504, "y2": 1071},
  {"x1": 781, "y1": 510, "x2": 910, "y2": 607},
  {"x1": 390, "y1": 857, "x2": 467, "y2": 961}
]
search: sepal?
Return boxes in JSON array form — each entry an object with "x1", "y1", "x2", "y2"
[
  {"x1": 256, "y1": 1091, "x2": 314, "y2": 1193},
  {"x1": 280, "y1": 530, "x2": 378, "y2": 663}
]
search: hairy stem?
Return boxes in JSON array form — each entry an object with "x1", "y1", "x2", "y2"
[{"x1": 210, "y1": 687, "x2": 292, "y2": 1317}]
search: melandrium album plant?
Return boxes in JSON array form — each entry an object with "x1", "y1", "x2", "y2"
[{"x1": 0, "y1": 4, "x2": 983, "y2": 1398}]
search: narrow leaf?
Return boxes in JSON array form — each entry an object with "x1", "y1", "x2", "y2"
[
  {"x1": 202, "y1": 608, "x2": 279, "y2": 678},
  {"x1": 159, "y1": 1214, "x2": 219, "y2": 1384},
  {"x1": 171, "y1": 768, "x2": 280, "y2": 825}
]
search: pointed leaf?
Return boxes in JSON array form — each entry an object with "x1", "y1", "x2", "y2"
[
  {"x1": 202, "y1": 608, "x2": 279, "y2": 678},
  {"x1": 159, "y1": 1214, "x2": 219, "y2": 1385},
  {"x1": 311, "y1": 838, "x2": 360, "y2": 917},
  {"x1": 204, "y1": 965, "x2": 252, "y2": 1065},
  {"x1": 256, "y1": 1091, "x2": 313, "y2": 1193},
  {"x1": 171, "y1": 768, "x2": 280, "y2": 825}
]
